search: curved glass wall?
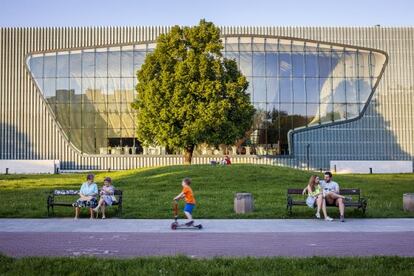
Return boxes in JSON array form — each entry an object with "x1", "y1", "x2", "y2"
[{"x1": 27, "y1": 37, "x2": 386, "y2": 155}]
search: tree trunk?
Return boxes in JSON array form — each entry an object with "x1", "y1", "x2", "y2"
[{"x1": 183, "y1": 145, "x2": 194, "y2": 165}]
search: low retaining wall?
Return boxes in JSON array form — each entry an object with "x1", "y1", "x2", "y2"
[
  {"x1": 0, "y1": 160, "x2": 60, "y2": 174},
  {"x1": 330, "y1": 160, "x2": 413, "y2": 174}
]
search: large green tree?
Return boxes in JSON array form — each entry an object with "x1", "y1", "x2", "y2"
[{"x1": 132, "y1": 20, "x2": 255, "y2": 164}]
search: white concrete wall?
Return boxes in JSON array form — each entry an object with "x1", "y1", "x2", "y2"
[
  {"x1": 0, "y1": 160, "x2": 59, "y2": 174},
  {"x1": 330, "y1": 160, "x2": 413, "y2": 174}
]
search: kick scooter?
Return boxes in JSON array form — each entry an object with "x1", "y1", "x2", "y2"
[{"x1": 170, "y1": 201, "x2": 202, "y2": 230}]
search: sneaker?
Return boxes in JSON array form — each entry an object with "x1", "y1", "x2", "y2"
[
  {"x1": 324, "y1": 216, "x2": 333, "y2": 221},
  {"x1": 340, "y1": 216, "x2": 345, "y2": 222},
  {"x1": 102, "y1": 216, "x2": 106, "y2": 219},
  {"x1": 315, "y1": 212, "x2": 321, "y2": 219},
  {"x1": 185, "y1": 221, "x2": 194, "y2": 227}
]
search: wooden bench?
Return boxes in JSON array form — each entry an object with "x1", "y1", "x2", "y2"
[
  {"x1": 286, "y1": 188, "x2": 367, "y2": 215},
  {"x1": 47, "y1": 189, "x2": 123, "y2": 217}
]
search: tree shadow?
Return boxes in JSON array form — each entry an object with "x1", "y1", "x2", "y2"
[
  {"x1": 0, "y1": 123, "x2": 38, "y2": 160},
  {"x1": 292, "y1": 99, "x2": 412, "y2": 170}
]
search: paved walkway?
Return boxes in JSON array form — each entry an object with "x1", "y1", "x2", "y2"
[{"x1": 1, "y1": 219, "x2": 414, "y2": 257}]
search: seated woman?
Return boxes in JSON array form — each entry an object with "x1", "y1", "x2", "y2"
[
  {"x1": 93, "y1": 177, "x2": 116, "y2": 219},
  {"x1": 73, "y1": 174, "x2": 98, "y2": 219},
  {"x1": 302, "y1": 175, "x2": 333, "y2": 221}
]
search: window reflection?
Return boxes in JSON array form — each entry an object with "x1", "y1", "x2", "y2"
[{"x1": 27, "y1": 37, "x2": 385, "y2": 156}]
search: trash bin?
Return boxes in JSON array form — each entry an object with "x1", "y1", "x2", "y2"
[
  {"x1": 403, "y1": 193, "x2": 414, "y2": 212},
  {"x1": 234, "y1": 193, "x2": 254, "y2": 214}
]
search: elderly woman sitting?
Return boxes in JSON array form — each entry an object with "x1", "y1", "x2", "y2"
[{"x1": 73, "y1": 174, "x2": 98, "y2": 219}]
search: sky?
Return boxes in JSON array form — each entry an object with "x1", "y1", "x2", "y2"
[{"x1": 0, "y1": 0, "x2": 413, "y2": 27}]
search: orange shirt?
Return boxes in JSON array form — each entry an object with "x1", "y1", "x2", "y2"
[{"x1": 182, "y1": 185, "x2": 196, "y2": 204}]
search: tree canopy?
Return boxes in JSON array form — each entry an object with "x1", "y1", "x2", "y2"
[{"x1": 132, "y1": 19, "x2": 255, "y2": 163}]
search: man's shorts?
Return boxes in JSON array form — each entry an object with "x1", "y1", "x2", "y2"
[{"x1": 184, "y1": 203, "x2": 195, "y2": 214}]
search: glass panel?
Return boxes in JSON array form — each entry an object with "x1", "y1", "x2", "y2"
[
  {"x1": 57, "y1": 52, "x2": 69, "y2": 78},
  {"x1": 56, "y1": 78, "x2": 70, "y2": 103},
  {"x1": 306, "y1": 103, "x2": 319, "y2": 125},
  {"x1": 291, "y1": 53, "x2": 304, "y2": 77},
  {"x1": 44, "y1": 53, "x2": 56, "y2": 78},
  {"x1": 70, "y1": 77, "x2": 82, "y2": 102},
  {"x1": 95, "y1": 78, "x2": 107, "y2": 102},
  {"x1": 225, "y1": 37, "x2": 238, "y2": 52},
  {"x1": 239, "y1": 52, "x2": 252, "y2": 76},
  {"x1": 306, "y1": 78, "x2": 319, "y2": 103},
  {"x1": 293, "y1": 78, "x2": 306, "y2": 102},
  {"x1": 121, "y1": 78, "x2": 134, "y2": 103},
  {"x1": 82, "y1": 127, "x2": 96, "y2": 153},
  {"x1": 359, "y1": 78, "x2": 372, "y2": 103},
  {"x1": 95, "y1": 48, "x2": 108, "y2": 78},
  {"x1": 108, "y1": 47, "x2": 121, "y2": 77},
  {"x1": 334, "y1": 103, "x2": 347, "y2": 120},
  {"x1": 108, "y1": 77, "x2": 121, "y2": 102},
  {"x1": 293, "y1": 104, "x2": 307, "y2": 128},
  {"x1": 55, "y1": 104, "x2": 71, "y2": 129},
  {"x1": 239, "y1": 37, "x2": 251, "y2": 51},
  {"x1": 280, "y1": 78, "x2": 292, "y2": 103},
  {"x1": 266, "y1": 78, "x2": 278, "y2": 103},
  {"x1": 133, "y1": 50, "x2": 146, "y2": 76},
  {"x1": 265, "y1": 38, "x2": 278, "y2": 52},
  {"x1": 291, "y1": 40, "x2": 304, "y2": 52},
  {"x1": 265, "y1": 52, "x2": 278, "y2": 77},
  {"x1": 344, "y1": 51, "x2": 357, "y2": 77},
  {"x1": 278, "y1": 39, "x2": 291, "y2": 52},
  {"x1": 121, "y1": 47, "x2": 134, "y2": 77},
  {"x1": 252, "y1": 37, "x2": 265, "y2": 52},
  {"x1": 253, "y1": 78, "x2": 266, "y2": 102},
  {"x1": 332, "y1": 50, "x2": 345, "y2": 78},
  {"x1": 279, "y1": 53, "x2": 291, "y2": 77},
  {"x1": 305, "y1": 53, "x2": 318, "y2": 77},
  {"x1": 319, "y1": 103, "x2": 334, "y2": 123},
  {"x1": 69, "y1": 51, "x2": 82, "y2": 77},
  {"x1": 318, "y1": 51, "x2": 331, "y2": 78},
  {"x1": 345, "y1": 78, "x2": 358, "y2": 103},
  {"x1": 71, "y1": 108, "x2": 82, "y2": 129},
  {"x1": 29, "y1": 55, "x2": 43, "y2": 78},
  {"x1": 253, "y1": 53, "x2": 265, "y2": 76},
  {"x1": 43, "y1": 78, "x2": 56, "y2": 99},
  {"x1": 82, "y1": 50, "x2": 95, "y2": 78},
  {"x1": 332, "y1": 79, "x2": 346, "y2": 103},
  {"x1": 95, "y1": 128, "x2": 108, "y2": 153},
  {"x1": 319, "y1": 77, "x2": 332, "y2": 103},
  {"x1": 82, "y1": 78, "x2": 95, "y2": 102},
  {"x1": 347, "y1": 103, "x2": 360, "y2": 119},
  {"x1": 358, "y1": 51, "x2": 370, "y2": 77}
]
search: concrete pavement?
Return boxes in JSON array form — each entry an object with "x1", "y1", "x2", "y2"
[{"x1": 1, "y1": 218, "x2": 414, "y2": 233}]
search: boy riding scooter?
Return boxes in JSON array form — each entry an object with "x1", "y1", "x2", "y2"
[{"x1": 172, "y1": 177, "x2": 202, "y2": 229}]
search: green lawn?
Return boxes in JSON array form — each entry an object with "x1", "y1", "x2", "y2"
[
  {"x1": 0, "y1": 164, "x2": 413, "y2": 219},
  {"x1": 1, "y1": 255, "x2": 414, "y2": 275}
]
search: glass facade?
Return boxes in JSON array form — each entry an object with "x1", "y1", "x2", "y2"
[{"x1": 27, "y1": 36, "x2": 386, "y2": 155}]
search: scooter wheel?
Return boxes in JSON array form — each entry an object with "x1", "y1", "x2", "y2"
[{"x1": 171, "y1": 223, "x2": 177, "y2": 230}]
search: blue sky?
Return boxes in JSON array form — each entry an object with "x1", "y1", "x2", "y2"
[{"x1": 0, "y1": 0, "x2": 413, "y2": 27}]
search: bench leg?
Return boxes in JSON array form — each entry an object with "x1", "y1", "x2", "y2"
[{"x1": 286, "y1": 204, "x2": 293, "y2": 216}]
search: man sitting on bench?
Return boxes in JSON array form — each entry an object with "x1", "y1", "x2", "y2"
[{"x1": 320, "y1": 171, "x2": 348, "y2": 222}]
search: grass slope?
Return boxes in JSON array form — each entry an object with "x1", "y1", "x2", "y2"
[
  {"x1": 1, "y1": 255, "x2": 414, "y2": 275},
  {"x1": 0, "y1": 164, "x2": 413, "y2": 219}
]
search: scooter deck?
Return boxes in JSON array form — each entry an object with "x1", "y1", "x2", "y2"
[{"x1": 171, "y1": 222, "x2": 202, "y2": 230}]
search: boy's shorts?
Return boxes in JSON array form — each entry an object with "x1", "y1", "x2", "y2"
[{"x1": 184, "y1": 203, "x2": 195, "y2": 214}]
